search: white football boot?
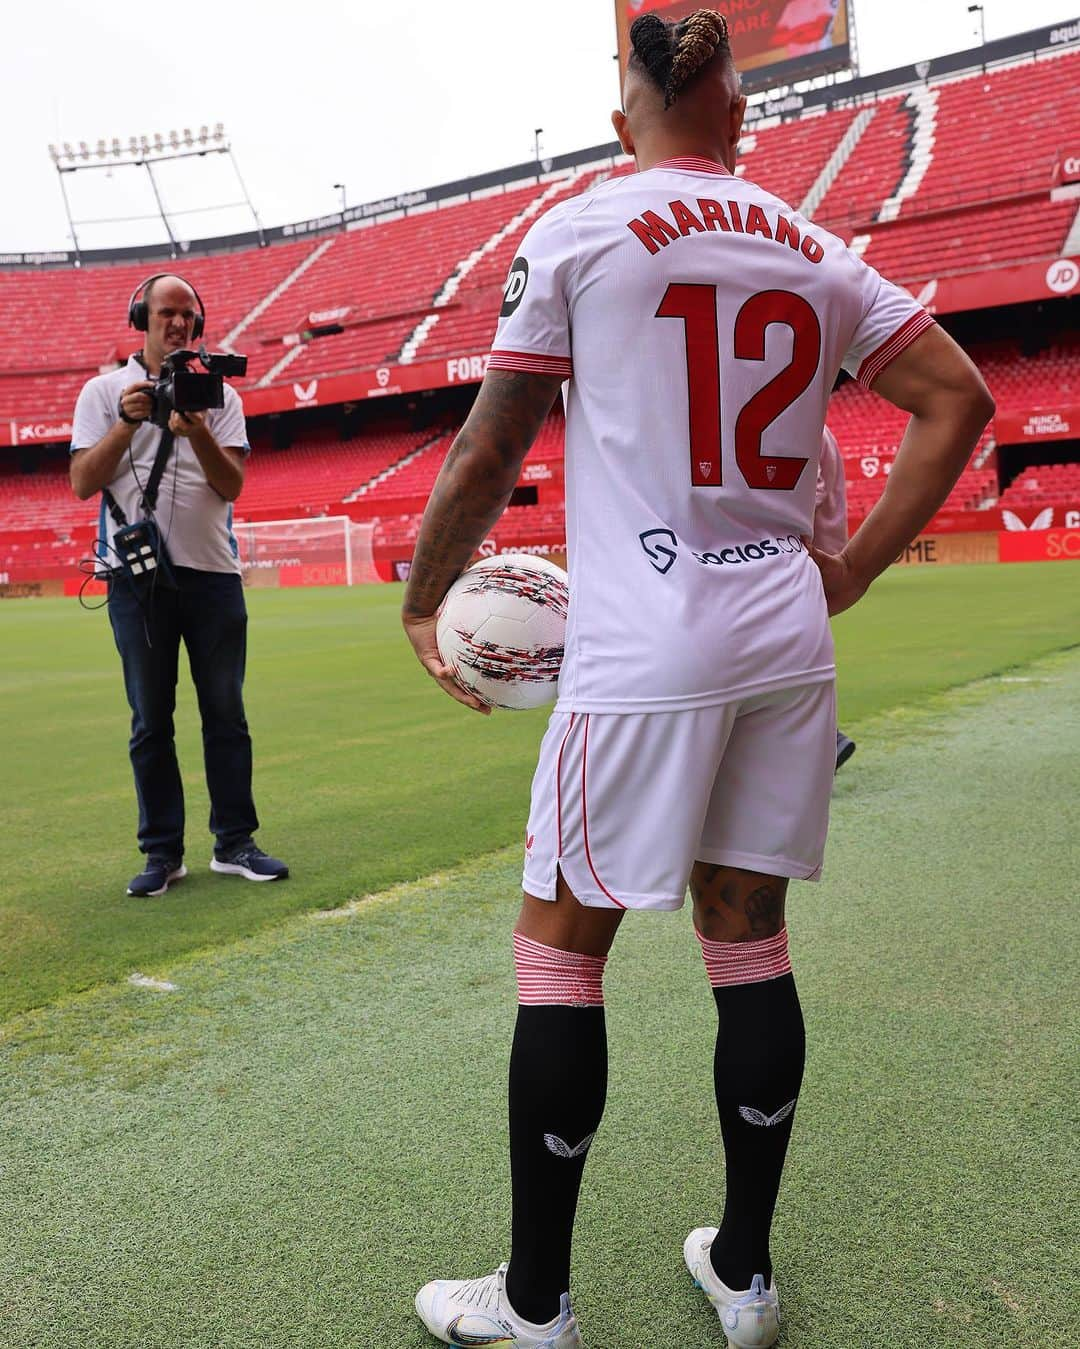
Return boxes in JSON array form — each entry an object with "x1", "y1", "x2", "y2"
[
  {"x1": 415, "y1": 1262, "x2": 583, "y2": 1347},
  {"x1": 684, "y1": 1227, "x2": 780, "y2": 1348}
]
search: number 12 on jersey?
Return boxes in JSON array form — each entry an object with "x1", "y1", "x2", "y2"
[{"x1": 655, "y1": 284, "x2": 821, "y2": 490}]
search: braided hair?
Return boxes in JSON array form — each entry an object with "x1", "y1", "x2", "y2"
[{"x1": 629, "y1": 8, "x2": 731, "y2": 109}]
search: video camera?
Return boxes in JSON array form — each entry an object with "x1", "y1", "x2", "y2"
[{"x1": 149, "y1": 344, "x2": 248, "y2": 428}]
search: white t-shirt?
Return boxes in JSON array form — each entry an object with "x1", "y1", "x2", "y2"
[
  {"x1": 489, "y1": 156, "x2": 934, "y2": 713},
  {"x1": 71, "y1": 354, "x2": 250, "y2": 574}
]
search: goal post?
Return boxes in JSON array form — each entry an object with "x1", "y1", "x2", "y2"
[{"x1": 232, "y1": 515, "x2": 379, "y2": 586}]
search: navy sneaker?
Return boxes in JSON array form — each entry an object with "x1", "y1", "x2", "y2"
[
  {"x1": 210, "y1": 842, "x2": 289, "y2": 882},
  {"x1": 127, "y1": 858, "x2": 187, "y2": 897},
  {"x1": 835, "y1": 730, "x2": 857, "y2": 772}
]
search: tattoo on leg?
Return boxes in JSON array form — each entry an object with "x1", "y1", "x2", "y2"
[
  {"x1": 744, "y1": 883, "x2": 784, "y2": 937},
  {"x1": 692, "y1": 868, "x2": 787, "y2": 941},
  {"x1": 691, "y1": 871, "x2": 735, "y2": 909}
]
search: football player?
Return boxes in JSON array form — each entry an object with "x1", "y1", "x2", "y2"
[{"x1": 404, "y1": 11, "x2": 992, "y2": 1345}]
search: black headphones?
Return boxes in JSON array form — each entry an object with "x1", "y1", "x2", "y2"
[{"x1": 128, "y1": 273, "x2": 206, "y2": 340}]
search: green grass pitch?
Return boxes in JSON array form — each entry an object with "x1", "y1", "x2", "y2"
[{"x1": 1, "y1": 562, "x2": 1078, "y2": 1347}]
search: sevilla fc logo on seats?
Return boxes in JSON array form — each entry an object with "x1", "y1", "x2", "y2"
[{"x1": 500, "y1": 257, "x2": 529, "y2": 317}]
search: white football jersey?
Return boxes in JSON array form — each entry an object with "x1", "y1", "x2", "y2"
[{"x1": 489, "y1": 156, "x2": 934, "y2": 712}]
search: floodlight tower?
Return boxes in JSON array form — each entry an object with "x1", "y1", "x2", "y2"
[{"x1": 47, "y1": 124, "x2": 264, "y2": 263}]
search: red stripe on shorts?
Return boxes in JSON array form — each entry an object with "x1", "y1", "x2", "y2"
[{"x1": 581, "y1": 715, "x2": 627, "y2": 910}]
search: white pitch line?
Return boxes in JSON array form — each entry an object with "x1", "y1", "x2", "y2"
[
  {"x1": 128, "y1": 973, "x2": 178, "y2": 992},
  {"x1": 314, "y1": 874, "x2": 448, "y2": 920}
]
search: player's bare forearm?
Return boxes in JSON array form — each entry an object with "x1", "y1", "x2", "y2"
[
  {"x1": 845, "y1": 394, "x2": 991, "y2": 582},
  {"x1": 402, "y1": 370, "x2": 562, "y2": 619},
  {"x1": 812, "y1": 327, "x2": 993, "y2": 613}
]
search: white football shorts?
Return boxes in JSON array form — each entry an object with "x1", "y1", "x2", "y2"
[{"x1": 522, "y1": 680, "x2": 837, "y2": 910}]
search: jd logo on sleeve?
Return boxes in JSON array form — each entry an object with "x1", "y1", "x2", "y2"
[{"x1": 500, "y1": 257, "x2": 530, "y2": 317}]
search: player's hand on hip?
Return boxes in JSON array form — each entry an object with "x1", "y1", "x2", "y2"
[
  {"x1": 119, "y1": 382, "x2": 154, "y2": 422},
  {"x1": 402, "y1": 613, "x2": 492, "y2": 715},
  {"x1": 804, "y1": 540, "x2": 869, "y2": 616},
  {"x1": 168, "y1": 408, "x2": 207, "y2": 436}
]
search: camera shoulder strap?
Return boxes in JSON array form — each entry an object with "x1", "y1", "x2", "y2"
[
  {"x1": 100, "y1": 426, "x2": 175, "y2": 526},
  {"x1": 101, "y1": 488, "x2": 127, "y2": 528},
  {"x1": 141, "y1": 427, "x2": 175, "y2": 514}
]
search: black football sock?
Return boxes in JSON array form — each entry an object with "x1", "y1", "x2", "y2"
[
  {"x1": 504, "y1": 1004, "x2": 607, "y2": 1324},
  {"x1": 707, "y1": 965, "x2": 805, "y2": 1290}
]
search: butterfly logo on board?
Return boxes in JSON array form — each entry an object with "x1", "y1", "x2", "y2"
[
  {"x1": 739, "y1": 1100, "x2": 796, "y2": 1128},
  {"x1": 1002, "y1": 508, "x2": 1054, "y2": 531}
]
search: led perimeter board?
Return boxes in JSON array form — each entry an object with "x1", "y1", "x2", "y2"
[{"x1": 615, "y1": 0, "x2": 854, "y2": 94}]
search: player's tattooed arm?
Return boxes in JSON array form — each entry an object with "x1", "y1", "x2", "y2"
[
  {"x1": 402, "y1": 370, "x2": 563, "y2": 619},
  {"x1": 401, "y1": 370, "x2": 563, "y2": 714}
]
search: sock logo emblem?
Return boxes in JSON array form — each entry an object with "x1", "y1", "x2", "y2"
[
  {"x1": 544, "y1": 1130, "x2": 595, "y2": 1159},
  {"x1": 738, "y1": 1099, "x2": 796, "y2": 1128}
]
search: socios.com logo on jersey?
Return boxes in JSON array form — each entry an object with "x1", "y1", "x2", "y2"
[{"x1": 640, "y1": 527, "x2": 806, "y2": 575}]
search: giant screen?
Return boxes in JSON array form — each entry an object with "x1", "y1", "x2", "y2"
[{"x1": 615, "y1": 0, "x2": 853, "y2": 94}]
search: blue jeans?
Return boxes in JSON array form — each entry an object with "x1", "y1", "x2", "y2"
[{"x1": 108, "y1": 566, "x2": 259, "y2": 859}]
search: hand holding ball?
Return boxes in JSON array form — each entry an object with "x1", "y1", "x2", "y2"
[{"x1": 436, "y1": 555, "x2": 569, "y2": 711}]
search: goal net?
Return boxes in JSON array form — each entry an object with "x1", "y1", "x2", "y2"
[{"x1": 232, "y1": 515, "x2": 379, "y2": 586}]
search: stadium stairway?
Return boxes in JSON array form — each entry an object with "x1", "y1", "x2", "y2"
[
  {"x1": 225, "y1": 238, "x2": 335, "y2": 354},
  {"x1": 815, "y1": 94, "x2": 912, "y2": 239},
  {"x1": 397, "y1": 166, "x2": 601, "y2": 365},
  {"x1": 800, "y1": 106, "x2": 877, "y2": 219},
  {"x1": 877, "y1": 86, "x2": 938, "y2": 222},
  {"x1": 407, "y1": 165, "x2": 620, "y2": 366},
  {"x1": 0, "y1": 239, "x2": 319, "y2": 421},
  {"x1": 240, "y1": 180, "x2": 562, "y2": 387},
  {"x1": 736, "y1": 104, "x2": 861, "y2": 208},
  {"x1": 897, "y1": 49, "x2": 1080, "y2": 217},
  {"x1": 1063, "y1": 199, "x2": 1080, "y2": 256},
  {"x1": 814, "y1": 47, "x2": 1080, "y2": 269},
  {"x1": 343, "y1": 429, "x2": 452, "y2": 502}
]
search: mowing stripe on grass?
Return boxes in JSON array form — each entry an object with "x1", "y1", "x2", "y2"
[{"x1": 1, "y1": 650, "x2": 1077, "y2": 1349}]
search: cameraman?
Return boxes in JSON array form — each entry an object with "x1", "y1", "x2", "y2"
[{"x1": 70, "y1": 274, "x2": 288, "y2": 897}]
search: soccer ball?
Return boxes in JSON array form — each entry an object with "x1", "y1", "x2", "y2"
[{"x1": 436, "y1": 554, "x2": 569, "y2": 710}]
